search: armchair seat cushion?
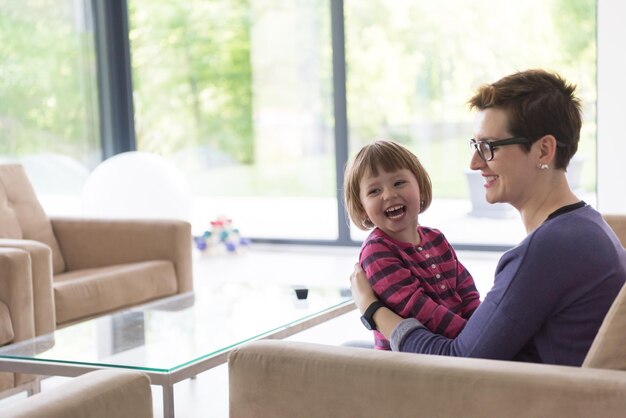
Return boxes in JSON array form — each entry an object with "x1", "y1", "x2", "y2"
[
  {"x1": 54, "y1": 260, "x2": 178, "y2": 324},
  {"x1": 0, "y1": 302, "x2": 14, "y2": 345}
]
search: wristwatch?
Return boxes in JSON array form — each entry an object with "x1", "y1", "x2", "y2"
[{"x1": 360, "y1": 301, "x2": 385, "y2": 331}]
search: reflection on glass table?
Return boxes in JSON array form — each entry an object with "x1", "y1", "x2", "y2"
[{"x1": 0, "y1": 282, "x2": 354, "y2": 418}]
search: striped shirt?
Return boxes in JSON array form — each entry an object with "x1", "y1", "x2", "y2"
[{"x1": 360, "y1": 226, "x2": 481, "y2": 350}]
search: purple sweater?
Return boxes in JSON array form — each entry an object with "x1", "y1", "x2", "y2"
[{"x1": 390, "y1": 205, "x2": 626, "y2": 366}]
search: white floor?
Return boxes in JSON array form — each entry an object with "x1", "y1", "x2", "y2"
[{"x1": 0, "y1": 246, "x2": 501, "y2": 418}]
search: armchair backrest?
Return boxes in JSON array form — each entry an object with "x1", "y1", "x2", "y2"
[
  {"x1": 583, "y1": 282, "x2": 626, "y2": 370},
  {"x1": 0, "y1": 164, "x2": 66, "y2": 273},
  {"x1": 604, "y1": 214, "x2": 626, "y2": 248},
  {"x1": 582, "y1": 214, "x2": 626, "y2": 370}
]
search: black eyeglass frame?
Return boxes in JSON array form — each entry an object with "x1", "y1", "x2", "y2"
[
  {"x1": 469, "y1": 136, "x2": 567, "y2": 162},
  {"x1": 468, "y1": 137, "x2": 530, "y2": 162}
]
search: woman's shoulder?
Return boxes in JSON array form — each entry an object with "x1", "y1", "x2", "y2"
[
  {"x1": 516, "y1": 205, "x2": 621, "y2": 271},
  {"x1": 535, "y1": 205, "x2": 608, "y2": 245},
  {"x1": 500, "y1": 206, "x2": 599, "y2": 262}
]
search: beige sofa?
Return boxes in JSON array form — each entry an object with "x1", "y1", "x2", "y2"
[
  {"x1": 229, "y1": 214, "x2": 626, "y2": 418},
  {"x1": 0, "y1": 163, "x2": 193, "y2": 393},
  {"x1": 1, "y1": 369, "x2": 153, "y2": 418}
]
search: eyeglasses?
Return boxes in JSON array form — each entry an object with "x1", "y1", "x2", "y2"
[{"x1": 468, "y1": 137, "x2": 530, "y2": 162}]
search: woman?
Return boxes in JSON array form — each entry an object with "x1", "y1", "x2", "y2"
[{"x1": 350, "y1": 69, "x2": 626, "y2": 366}]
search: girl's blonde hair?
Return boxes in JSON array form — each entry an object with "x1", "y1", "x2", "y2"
[{"x1": 343, "y1": 139, "x2": 432, "y2": 230}]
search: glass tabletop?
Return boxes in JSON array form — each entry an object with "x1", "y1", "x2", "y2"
[{"x1": 0, "y1": 281, "x2": 353, "y2": 373}]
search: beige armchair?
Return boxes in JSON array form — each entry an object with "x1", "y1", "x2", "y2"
[
  {"x1": 228, "y1": 214, "x2": 626, "y2": 418},
  {"x1": 230, "y1": 283, "x2": 626, "y2": 418},
  {"x1": 0, "y1": 163, "x2": 192, "y2": 392},
  {"x1": 2, "y1": 369, "x2": 153, "y2": 418},
  {"x1": 0, "y1": 248, "x2": 39, "y2": 395},
  {"x1": 0, "y1": 163, "x2": 193, "y2": 327}
]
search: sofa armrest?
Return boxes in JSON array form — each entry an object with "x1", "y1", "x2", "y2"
[
  {"x1": 51, "y1": 217, "x2": 193, "y2": 293},
  {"x1": 229, "y1": 340, "x2": 626, "y2": 418},
  {"x1": 0, "y1": 239, "x2": 55, "y2": 335},
  {"x1": 0, "y1": 248, "x2": 35, "y2": 343},
  {"x1": 3, "y1": 369, "x2": 153, "y2": 418}
]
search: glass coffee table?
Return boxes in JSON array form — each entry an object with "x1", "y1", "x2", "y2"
[{"x1": 0, "y1": 281, "x2": 354, "y2": 417}]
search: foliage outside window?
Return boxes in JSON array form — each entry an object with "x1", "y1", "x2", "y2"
[
  {"x1": 0, "y1": 1, "x2": 100, "y2": 170},
  {"x1": 345, "y1": 0, "x2": 596, "y2": 199}
]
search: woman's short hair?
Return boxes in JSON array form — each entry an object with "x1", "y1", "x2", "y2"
[
  {"x1": 467, "y1": 69, "x2": 583, "y2": 169},
  {"x1": 343, "y1": 139, "x2": 432, "y2": 230}
]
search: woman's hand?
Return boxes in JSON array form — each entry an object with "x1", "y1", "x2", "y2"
[{"x1": 350, "y1": 263, "x2": 378, "y2": 314}]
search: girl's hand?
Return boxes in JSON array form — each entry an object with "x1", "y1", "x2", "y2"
[{"x1": 350, "y1": 263, "x2": 378, "y2": 314}]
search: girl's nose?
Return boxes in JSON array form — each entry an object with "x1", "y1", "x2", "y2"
[{"x1": 382, "y1": 187, "x2": 396, "y2": 200}]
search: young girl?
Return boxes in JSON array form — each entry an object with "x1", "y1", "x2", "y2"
[{"x1": 344, "y1": 139, "x2": 481, "y2": 350}]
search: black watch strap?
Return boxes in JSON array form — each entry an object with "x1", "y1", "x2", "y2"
[{"x1": 360, "y1": 301, "x2": 385, "y2": 331}]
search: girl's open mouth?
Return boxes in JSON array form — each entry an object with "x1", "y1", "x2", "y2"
[{"x1": 385, "y1": 205, "x2": 406, "y2": 219}]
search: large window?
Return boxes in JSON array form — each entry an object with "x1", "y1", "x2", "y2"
[
  {"x1": 127, "y1": 0, "x2": 596, "y2": 246},
  {"x1": 128, "y1": 0, "x2": 337, "y2": 239},
  {"x1": 345, "y1": 0, "x2": 597, "y2": 246},
  {"x1": 0, "y1": 1, "x2": 597, "y2": 248},
  {"x1": 0, "y1": 0, "x2": 100, "y2": 214}
]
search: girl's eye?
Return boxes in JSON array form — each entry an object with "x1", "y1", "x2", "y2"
[
  {"x1": 367, "y1": 188, "x2": 380, "y2": 196},
  {"x1": 394, "y1": 180, "x2": 406, "y2": 187}
]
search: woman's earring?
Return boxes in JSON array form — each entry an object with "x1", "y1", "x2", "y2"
[{"x1": 539, "y1": 163, "x2": 549, "y2": 170}]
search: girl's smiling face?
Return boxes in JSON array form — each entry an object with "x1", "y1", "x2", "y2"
[{"x1": 358, "y1": 166, "x2": 422, "y2": 244}]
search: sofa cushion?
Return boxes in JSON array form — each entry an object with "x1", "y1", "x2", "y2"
[
  {"x1": 0, "y1": 164, "x2": 66, "y2": 274},
  {"x1": 583, "y1": 283, "x2": 626, "y2": 370},
  {"x1": 2, "y1": 369, "x2": 153, "y2": 418},
  {"x1": 0, "y1": 301, "x2": 15, "y2": 346},
  {"x1": 54, "y1": 260, "x2": 178, "y2": 324}
]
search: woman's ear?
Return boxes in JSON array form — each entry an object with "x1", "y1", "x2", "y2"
[{"x1": 536, "y1": 134, "x2": 558, "y2": 165}]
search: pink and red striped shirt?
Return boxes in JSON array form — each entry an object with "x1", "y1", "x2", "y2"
[{"x1": 360, "y1": 226, "x2": 481, "y2": 350}]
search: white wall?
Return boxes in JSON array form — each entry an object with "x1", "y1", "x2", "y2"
[{"x1": 597, "y1": 0, "x2": 626, "y2": 213}]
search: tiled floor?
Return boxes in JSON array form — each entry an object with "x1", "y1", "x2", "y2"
[{"x1": 0, "y1": 245, "x2": 501, "y2": 418}]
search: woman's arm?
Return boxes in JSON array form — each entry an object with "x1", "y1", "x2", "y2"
[{"x1": 352, "y1": 243, "x2": 551, "y2": 360}]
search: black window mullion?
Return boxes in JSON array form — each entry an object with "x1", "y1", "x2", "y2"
[
  {"x1": 92, "y1": 0, "x2": 136, "y2": 158},
  {"x1": 331, "y1": 0, "x2": 352, "y2": 245}
]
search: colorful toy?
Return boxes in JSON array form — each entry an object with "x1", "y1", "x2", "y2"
[{"x1": 193, "y1": 216, "x2": 251, "y2": 255}]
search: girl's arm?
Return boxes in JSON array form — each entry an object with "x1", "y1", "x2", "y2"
[{"x1": 350, "y1": 262, "x2": 403, "y2": 340}]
